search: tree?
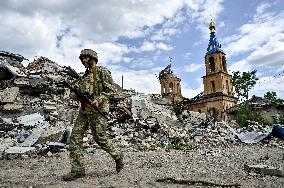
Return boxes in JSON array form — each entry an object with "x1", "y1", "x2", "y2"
[
  {"x1": 264, "y1": 91, "x2": 284, "y2": 104},
  {"x1": 237, "y1": 102, "x2": 250, "y2": 127},
  {"x1": 232, "y1": 70, "x2": 258, "y2": 101}
]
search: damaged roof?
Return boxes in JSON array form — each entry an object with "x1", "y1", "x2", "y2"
[
  {"x1": 0, "y1": 59, "x2": 25, "y2": 80},
  {"x1": 0, "y1": 51, "x2": 26, "y2": 63},
  {"x1": 158, "y1": 64, "x2": 178, "y2": 81}
]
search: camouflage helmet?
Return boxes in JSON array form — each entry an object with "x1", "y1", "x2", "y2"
[{"x1": 79, "y1": 49, "x2": 98, "y2": 62}]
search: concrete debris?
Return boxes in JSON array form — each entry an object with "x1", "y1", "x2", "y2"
[
  {"x1": 18, "y1": 122, "x2": 50, "y2": 147},
  {"x1": 4, "y1": 146, "x2": 36, "y2": 154},
  {"x1": 0, "y1": 51, "x2": 26, "y2": 66},
  {"x1": 3, "y1": 103, "x2": 23, "y2": 112},
  {"x1": 225, "y1": 122, "x2": 284, "y2": 143},
  {"x1": 225, "y1": 122, "x2": 273, "y2": 144},
  {"x1": 17, "y1": 113, "x2": 46, "y2": 127},
  {"x1": 61, "y1": 127, "x2": 72, "y2": 144},
  {"x1": 0, "y1": 117, "x2": 16, "y2": 131},
  {"x1": 43, "y1": 101, "x2": 57, "y2": 111},
  {"x1": 245, "y1": 164, "x2": 284, "y2": 177},
  {"x1": 0, "y1": 51, "x2": 283, "y2": 160},
  {"x1": 48, "y1": 142, "x2": 65, "y2": 152},
  {"x1": 3, "y1": 146, "x2": 36, "y2": 159},
  {"x1": 0, "y1": 60, "x2": 25, "y2": 79},
  {"x1": 0, "y1": 87, "x2": 19, "y2": 103},
  {"x1": 13, "y1": 77, "x2": 29, "y2": 86}
]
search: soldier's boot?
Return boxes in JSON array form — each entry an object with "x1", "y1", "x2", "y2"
[
  {"x1": 115, "y1": 153, "x2": 124, "y2": 173},
  {"x1": 62, "y1": 170, "x2": 86, "y2": 181}
]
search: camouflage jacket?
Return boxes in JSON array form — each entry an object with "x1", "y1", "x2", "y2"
[{"x1": 75, "y1": 66, "x2": 116, "y2": 112}]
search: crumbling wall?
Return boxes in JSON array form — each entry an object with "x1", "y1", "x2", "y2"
[{"x1": 0, "y1": 51, "x2": 283, "y2": 160}]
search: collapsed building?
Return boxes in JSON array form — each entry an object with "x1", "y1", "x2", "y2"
[
  {"x1": 0, "y1": 53, "x2": 202, "y2": 157},
  {"x1": 226, "y1": 95, "x2": 284, "y2": 124},
  {"x1": 0, "y1": 50, "x2": 283, "y2": 160}
]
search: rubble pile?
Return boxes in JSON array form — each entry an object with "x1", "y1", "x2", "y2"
[
  {"x1": 0, "y1": 55, "x2": 79, "y2": 158},
  {"x1": 0, "y1": 51, "x2": 283, "y2": 159},
  {"x1": 105, "y1": 94, "x2": 231, "y2": 151}
]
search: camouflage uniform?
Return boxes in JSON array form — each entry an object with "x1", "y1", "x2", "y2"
[{"x1": 69, "y1": 66, "x2": 121, "y2": 174}]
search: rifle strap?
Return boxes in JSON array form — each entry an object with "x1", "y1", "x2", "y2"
[{"x1": 92, "y1": 66, "x2": 96, "y2": 100}]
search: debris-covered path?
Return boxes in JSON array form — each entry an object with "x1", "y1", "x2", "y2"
[{"x1": 1, "y1": 144, "x2": 283, "y2": 188}]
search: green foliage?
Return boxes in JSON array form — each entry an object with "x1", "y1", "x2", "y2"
[
  {"x1": 237, "y1": 102, "x2": 250, "y2": 127},
  {"x1": 232, "y1": 70, "x2": 258, "y2": 101},
  {"x1": 237, "y1": 102, "x2": 270, "y2": 127},
  {"x1": 207, "y1": 107, "x2": 219, "y2": 120},
  {"x1": 172, "y1": 102, "x2": 186, "y2": 116},
  {"x1": 165, "y1": 137, "x2": 193, "y2": 152},
  {"x1": 264, "y1": 91, "x2": 284, "y2": 105},
  {"x1": 275, "y1": 113, "x2": 284, "y2": 124},
  {"x1": 170, "y1": 137, "x2": 183, "y2": 150}
]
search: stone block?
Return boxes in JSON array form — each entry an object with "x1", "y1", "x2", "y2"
[
  {"x1": 3, "y1": 103, "x2": 23, "y2": 112},
  {"x1": 4, "y1": 146, "x2": 36, "y2": 154},
  {"x1": 0, "y1": 87, "x2": 19, "y2": 103}
]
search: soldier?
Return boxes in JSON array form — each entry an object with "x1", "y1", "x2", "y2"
[{"x1": 62, "y1": 49, "x2": 124, "y2": 181}]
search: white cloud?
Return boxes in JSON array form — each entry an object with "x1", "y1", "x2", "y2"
[
  {"x1": 228, "y1": 60, "x2": 252, "y2": 73},
  {"x1": 224, "y1": 8, "x2": 284, "y2": 57},
  {"x1": 110, "y1": 65, "x2": 161, "y2": 94},
  {"x1": 181, "y1": 80, "x2": 203, "y2": 98},
  {"x1": 156, "y1": 42, "x2": 174, "y2": 51},
  {"x1": 189, "y1": 0, "x2": 225, "y2": 38},
  {"x1": 256, "y1": 1, "x2": 273, "y2": 15},
  {"x1": 183, "y1": 52, "x2": 192, "y2": 60},
  {"x1": 227, "y1": 2, "x2": 284, "y2": 101},
  {"x1": 0, "y1": 12, "x2": 60, "y2": 59},
  {"x1": 95, "y1": 42, "x2": 130, "y2": 64},
  {"x1": 243, "y1": 33, "x2": 284, "y2": 67},
  {"x1": 133, "y1": 41, "x2": 174, "y2": 53},
  {"x1": 184, "y1": 63, "x2": 203, "y2": 73},
  {"x1": 252, "y1": 76, "x2": 284, "y2": 98},
  {"x1": 139, "y1": 41, "x2": 156, "y2": 52},
  {"x1": 151, "y1": 6, "x2": 187, "y2": 41},
  {"x1": 0, "y1": 0, "x2": 226, "y2": 96}
]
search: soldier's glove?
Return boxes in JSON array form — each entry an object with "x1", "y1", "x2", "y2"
[{"x1": 91, "y1": 99, "x2": 99, "y2": 107}]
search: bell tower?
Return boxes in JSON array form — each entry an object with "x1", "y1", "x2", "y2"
[
  {"x1": 159, "y1": 64, "x2": 183, "y2": 103},
  {"x1": 187, "y1": 20, "x2": 237, "y2": 121},
  {"x1": 203, "y1": 20, "x2": 233, "y2": 96}
]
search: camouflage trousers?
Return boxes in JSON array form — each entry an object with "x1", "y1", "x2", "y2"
[{"x1": 69, "y1": 107, "x2": 121, "y2": 173}]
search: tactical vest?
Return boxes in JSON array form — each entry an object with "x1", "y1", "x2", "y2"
[{"x1": 72, "y1": 66, "x2": 115, "y2": 100}]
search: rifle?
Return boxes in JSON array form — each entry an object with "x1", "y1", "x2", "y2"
[{"x1": 62, "y1": 80, "x2": 109, "y2": 120}]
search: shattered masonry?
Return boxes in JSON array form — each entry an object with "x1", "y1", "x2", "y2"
[{"x1": 0, "y1": 50, "x2": 283, "y2": 160}]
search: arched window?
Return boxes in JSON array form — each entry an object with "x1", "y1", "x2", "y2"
[
  {"x1": 211, "y1": 81, "x2": 216, "y2": 93},
  {"x1": 209, "y1": 57, "x2": 215, "y2": 72},
  {"x1": 177, "y1": 83, "x2": 180, "y2": 93},
  {"x1": 222, "y1": 56, "x2": 227, "y2": 72},
  {"x1": 169, "y1": 82, "x2": 173, "y2": 93}
]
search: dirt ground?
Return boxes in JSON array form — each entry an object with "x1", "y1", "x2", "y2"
[{"x1": 0, "y1": 144, "x2": 284, "y2": 188}]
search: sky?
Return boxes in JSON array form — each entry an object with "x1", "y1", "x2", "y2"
[{"x1": 1, "y1": 0, "x2": 284, "y2": 99}]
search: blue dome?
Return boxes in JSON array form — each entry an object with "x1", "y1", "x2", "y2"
[{"x1": 206, "y1": 31, "x2": 224, "y2": 55}]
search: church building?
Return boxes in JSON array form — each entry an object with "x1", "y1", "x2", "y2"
[{"x1": 187, "y1": 20, "x2": 237, "y2": 121}]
